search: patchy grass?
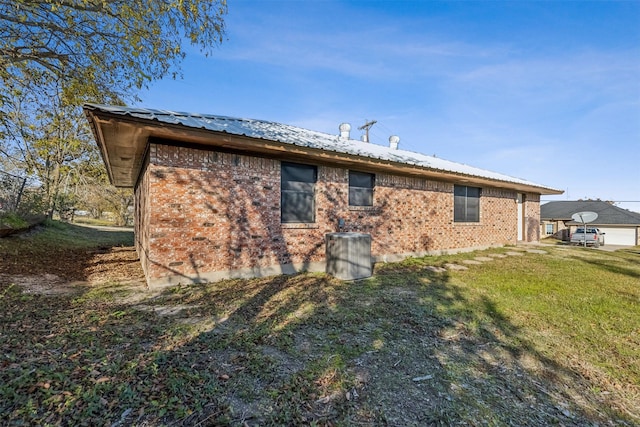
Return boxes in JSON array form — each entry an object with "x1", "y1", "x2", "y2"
[
  {"x1": 0, "y1": 220, "x2": 134, "y2": 281},
  {"x1": 0, "y1": 219, "x2": 132, "y2": 254},
  {"x1": 1, "y1": 228, "x2": 639, "y2": 425},
  {"x1": 454, "y1": 248, "x2": 640, "y2": 385},
  {"x1": 0, "y1": 213, "x2": 29, "y2": 228}
]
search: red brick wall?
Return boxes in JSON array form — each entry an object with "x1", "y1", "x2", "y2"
[{"x1": 136, "y1": 143, "x2": 539, "y2": 285}]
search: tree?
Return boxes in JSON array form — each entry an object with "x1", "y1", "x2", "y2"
[
  {"x1": 0, "y1": 0, "x2": 227, "y2": 218},
  {"x1": 3, "y1": 78, "x2": 97, "y2": 217},
  {"x1": 78, "y1": 184, "x2": 133, "y2": 226},
  {"x1": 0, "y1": 0, "x2": 227, "y2": 107}
]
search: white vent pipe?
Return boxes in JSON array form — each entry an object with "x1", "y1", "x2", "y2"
[
  {"x1": 339, "y1": 123, "x2": 351, "y2": 140},
  {"x1": 389, "y1": 135, "x2": 400, "y2": 150}
]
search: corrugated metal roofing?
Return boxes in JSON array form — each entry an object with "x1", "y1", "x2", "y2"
[{"x1": 86, "y1": 103, "x2": 561, "y2": 192}]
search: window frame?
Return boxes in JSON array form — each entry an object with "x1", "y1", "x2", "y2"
[
  {"x1": 453, "y1": 185, "x2": 481, "y2": 223},
  {"x1": 281, "y1": 162, "x2": 317, "y2": 223},
  {"x1": 348, "y1": 170, "x2": 375, "y2": 207}
]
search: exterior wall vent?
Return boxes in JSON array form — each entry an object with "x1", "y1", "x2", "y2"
[{"x1": 325, "y1": 232, "x2": 372, "y2": 280}]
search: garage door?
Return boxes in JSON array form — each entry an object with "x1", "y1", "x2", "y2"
[{"x1": 598, "y1": 227, "x2": 637, "y2": 246}]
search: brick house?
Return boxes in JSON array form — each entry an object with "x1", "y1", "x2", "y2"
[
  {"x1": 85, "y1": 104, "x2": 562, "y2": 287},
  {"x1": 541, "y1": 200, "x2": 640, "y2": 246}
]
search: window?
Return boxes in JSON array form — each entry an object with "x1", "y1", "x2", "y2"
[
  {"x1": 454, "y1": 185, "x2": 480, "y2": 222},
  {"x1": 546, "y1": 223, "x2": 554, "y2": 235},
  {"x1": 281, "y1": 162, "x2": 317, "y2": 223},
  {"x1": 349, "y1": 171, "x2": 374, "y2": 206}
]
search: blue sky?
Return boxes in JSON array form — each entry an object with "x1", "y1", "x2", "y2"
[{"x1": 138, "y1": 0, "x2": 640, "y2": 212}]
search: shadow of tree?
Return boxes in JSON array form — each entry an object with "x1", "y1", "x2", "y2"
[
  {"x1": 567, "y1": 251, "x2": 640, "y2": 280},
  {"x1": 144, "y1": 149, "x2": 453, "y2": 285},
  {"x1": 0, "y1": 222, "x2": 134, "y2": 281},
  {"x1": 1, "y1": 258, "x2": 636, "y2": 425},
  {"x1": 137, "y1": 266, "x2": 640, "y2": 423}
]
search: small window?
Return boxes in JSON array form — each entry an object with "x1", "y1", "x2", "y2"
[
  {"x1": 281, "y1": 162, "x2": 317, "y2": 223},
  {"x1": 546, "y1": 223, "x2": 554, "y2": 235},
  {"x1": 454, "y1": 185, "x2": 480, "y2": 222},
  {"x1": 349, "y1": 171, "x2": 374, "y2": 206}
]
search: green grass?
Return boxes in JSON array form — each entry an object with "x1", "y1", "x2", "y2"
[
  {"x1": 1, "y1": 227, "x2": 639, "y2": 425},
  {"x1": 449, "y1": 249, "x2": 639, "y2": 383},
  {"x1": 0, "y1": 219, "x2": 132, "y2": 252},
  {"x1": 72, "y1": 216, "x2": 125, "y2": 227},
  {"x1": 39, "y1": 219, "x2": 134, "y2": 248},
  {"x1": 0, "y1": 218, "x2": 132, "y2": 249},
  {"x1": 0, "y1": 213, "x2": 29, "y2": 228}
]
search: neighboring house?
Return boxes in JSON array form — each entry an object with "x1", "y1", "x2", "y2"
[
  {"x1": 541, "y1": 201, "x2": 640, "y2": 246},
  {"x1": 85, "y1": 104, "x2": 562, "y2": 287}
]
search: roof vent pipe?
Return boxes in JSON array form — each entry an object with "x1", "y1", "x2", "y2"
[
  {"x1": 339, "y1": 123, "x2": 351, "y2": 140},
  {"x1": 389, "y1": 135, "x2": 400, "y2": 150}
]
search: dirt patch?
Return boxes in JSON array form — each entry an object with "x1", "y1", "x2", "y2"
[{"x1": 0, "y1": 273, "x2": 82, "y2": 295}]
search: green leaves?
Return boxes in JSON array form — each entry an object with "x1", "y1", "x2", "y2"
[
  {"x1": 1, "y1": 0, "x2": 226, "y2": 105},
  {"x1": 1, "y1": 0, "x2": 227, "y2": 211}
]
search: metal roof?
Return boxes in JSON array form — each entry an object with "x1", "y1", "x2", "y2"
[
  {"x1": 541, "y1": 201, "x2": 640, "y2": 225},
  {"x1": 84, "y1": 103, "x2": 563, "y2": 194}
]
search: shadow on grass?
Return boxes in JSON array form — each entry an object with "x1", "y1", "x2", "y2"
[
  {"x1": 2, "y1": 257, "x2": 634, "y2": 426},
  {"x1": 567, "y1": 249, "x2": 640, "y2": 280},
  {"x1": 0, "y1": 221, "x2": 134, "y2": 281}
]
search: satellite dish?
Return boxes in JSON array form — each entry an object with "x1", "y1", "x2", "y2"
[{"x1": 571, "y1": 211, "x2": 598, "y2": 224}]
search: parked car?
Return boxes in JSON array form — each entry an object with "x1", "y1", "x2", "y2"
[{"x1": 570, "y1": 228, "x2": 605, "y2": 247}]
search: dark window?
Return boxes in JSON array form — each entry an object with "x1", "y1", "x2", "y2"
[
  {"x1": 281, "y1": 162, "x2": 317, "y2": 223},
  {"x1": 454, "y1": 185, "x2": 480, "y2": 222},
  {"x1": 349, "y1": 171, "x2": 374, "y2": 206}
]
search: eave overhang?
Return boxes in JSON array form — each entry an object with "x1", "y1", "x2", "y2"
[{"x1": 85, "y1": 105, "x2": 563, "y2": 196}]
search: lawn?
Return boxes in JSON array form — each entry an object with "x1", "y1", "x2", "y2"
[{"x1": 1, "y1": 221, "x2": 638, "y2": 426}]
